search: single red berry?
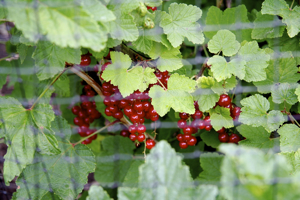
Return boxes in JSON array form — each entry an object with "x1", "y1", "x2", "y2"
[
  {"x1": 177, "y1": 134, "x2": 184, "y2": 142},
  {"x1": 179, "y1": 141, "x2": 188, "y2": 149},
  {"x1": 78, "y1": 124, "x2": 89, "y2": 137},
  {"x1": 111, "y1": 86, "x2": 119, "y2": 94},
  {"x1": 146, "y1": 6, "x2": 157, "y2": 11},
  {"x1": 137, "y1": 133, "x2": 146, "y2": 142},
  {"x1": 90, "y1": 111, "x2": 101, "y2": 119},
  {"x1": 187, "y1": 136, "x2": 197, "y2": 146},
  {"x1": 83, "y1": 85, "x2": 92, "y2": 92},
  {"x1": 104, "y1": 107, "x2": 112, "y2": 116},
  {"x1": 198, "y1": 120, "x2": 205, "y2": 129},
  {"x1": 109, "y1": 96, "x2": 118, "y2": 105},
  {"x1": 203, "y1": 116, "x2": 211, "y2": 125},
  {"x1": 128, "y1": 125, "x2": 137, "y2": 134},
  {"x1": 81, "y1": 102, "x2": 93, "y2": 110},
  {"x1": 84, "y1": 117, "x2": 91, "y2": 125},
  {"x1": 183, "y1": 134, "x2": 191, "y2": 142},
  {"x1": 78, "y1": 110, "x2": 88, "y2": 118},
  {"x1": 217, "y1": 127, "x2": 226, "y2": 134},
  {"x1": 224, "y1": 103, "x2": 232, "y2": 110},
  {"x1": 149, "y1": 107, "x2": 158, "y2": 116},
  {"x1": 120, "y1": 130, "x2": 130, "y2": 137},
  {"x1": 124, "y1": 106, "x2": 134, "y2": 116},
  {"x1": 136, "y1": 110, "x2": 145, "y2": 118},
  {"x1": 72, "y1": 106, "x2": 81, "y2": 115},
  {"x1": 130, "y1": 113, "x2": 140, "y2": 124},
  {"x1": 218, "y1": 94, "x2": 231, "y2": 107},
  {"x1": 192, "y1": 110, "x2": 203, "y2": 119},
  {"x1": 81, "y1": 138, "x2": 93, "y2": 145},
  {"x1": 139, "y1": 118, "x2": 145, "y2": 124},
  {"x1": 218, "y1": 132, "x2": 229, "y2": 143},
  {"x1": 103, "y1": 97, "x2": 111, "y2": 106},
  {"x1": 137, "y1": 124, "x2": 146, "y2": 134},
  {"x1": 179, "y1": 112, "x2": 189, "y2": 120},
  {"x1": 102, "y1": 82, "x2": 112, "y2": 92},
  {"x1": 177, "y1": 119, "x2": 187, "y2": 129},
  {"x1": 129, "y1": 133, "x2": 137, "y2": 141},
  {"x1": 231, "y1": 106, "x2": 242, "y2": 117},
  {"x1": 119, "y1": 99, "x2": 129, "y2": 109},
  {"x1": 183, "y1": 126, "x2": 193, "y2": 135},
  {"x1": 74, "y1": 117, "x2": 84, "y2": 126},
  {"x1": 113, "y1": 111, "x2": 123, "y2": 119},
  {"x1": 108, "y1": 105, "x2": 118, "y2": 114},
  {"x1": 103, "y1": 90, "x2": 112, "y2": 96},
  {"x1": 133, "y1": 101, "x2": 144, "y2": 112},
  {"x1": 80, "y1": 55, "x2": 91, "y2": 66},
  {"x1": 146, "y1": 139, "x2": 156, "y2": 149},
  {"x1": 205, "y1": 125, "x2": 212, "y2": 131},
  {"x1": 228, "y1": 133, "x2": 240, "y2": 144},
  {"x1": 143, "y1": 101, "x2": 151, "y2": 111},
  {"x1": 101, "y1": 62, "x2": 111, "y2": 72},
  {"x1": 150, "y1": 114, "x2": 159, "y2": 121}
]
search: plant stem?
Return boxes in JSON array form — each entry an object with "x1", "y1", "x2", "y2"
[
  {"x1": 288, "y1": 113, "x2": 300, "y2": 127},
  {"x1": 156, "y1": 76, "x2": 167, "y2": 90},
  {"x1": 291, "y1": 0, "x2": 295, "y2": 9},
  {"x1": 30, "y1": 68, "x2": 67, "y2": 110},
  {"x1": 202, "y1": 45, "x2": 209, "y2": 58},
  {"x1": 72, "y1": 120, "x2": 119, "y2": 146}
]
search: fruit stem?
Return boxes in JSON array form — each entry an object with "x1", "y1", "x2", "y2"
[
  {"x1": 156, "y1": 76, "x2": 167, "y2": 90},
  {"x1": 30, "y1": 68, "x2": 68, "y2": 110},
  {"x1": 290, "y1": 0, "x2": 295, "y2": 9},
  {"x1": 202, "y1": 45, "x2": 209, "y2": 58},
  {"x1": 72, "y1": 120, "x2": 119, "y2": 146},
  {"x1": 288, "y1": 113, "x2": 300, "y2": 127}
]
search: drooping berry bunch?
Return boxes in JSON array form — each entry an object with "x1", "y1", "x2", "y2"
[
  {"x1": 100, "y1": 65, "x2": 170, "y2": 149},
  {"x1": 72, "y1": 84, "x2": 101, "y2": 144}
]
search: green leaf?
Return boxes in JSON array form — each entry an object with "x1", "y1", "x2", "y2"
[
  {"x1": 0, "y1": 97, "x2": 59, "y2": 184},
  {"x1": 239, "y1": 94, "x2": 285, "y2": 132},
  {"x1": 237, "y1": 41, "x2": 270, "y2": 82},
  {"x1": 17, "y1": 43, "x2": 29, "y2": 64},
  {"x1": 149, "y1": 73, "x2": 196, "y2": 116},
  {"x1": 294, "y1": 84, "x2": 300, "y2": 102},
  {"x1": 204, "y1": 5, "x2": 252, "y2": 42},
  {"x1": 254, "y1": 51, "x2": 300, "y2": 93},
  {"x1": 108, "y1": 11, "x2": 139, "y2": 41},
  {"x1": 123, "y1": 160, "x2": 144, "y2": 187},
  {"x1": 6, "y1": 0, "x2": 108, "y2": 51},
  {"x1": 251, "y1": 12, "x2": 285, "y2": 39},
  {"x1": 271, "y1": 83, "x2": 298, "y2": 105},
  {"x1": 102, "y1": 51, "x2": 143, "y2": 97},
  {"x1": 87, "y1": 185, "x2": 112, "y2": 200},
  {"x1": 197, "y1": 76, "x2": 215, "y2": 88},
  {"x1": 14, "y1": 117, "x2": 95, "y2": 200},
  {"x1": 208, "y1": 55, "x2": 246, "y2": 82},
  {"x1": 210, "y1": 106, "x2": 234, "y2": 131},
  {"x1": 81, "y1": 0, "x2": 116, "y2": 22},
  {"x1": 118, "y1": 141, "x2": 218, "y2": 200},
  {"x1": 160, "y1": 3, "x2": 204, "y2": 48},
  {"x1": 107, "y1": 0, "x2": 139, "y2": 12},
  {"x1": 281, "y1": 149, "x2": 300, "y2": 175},
  {"x1": 94, "y1": 136, "x2": 135, "y2": 187},
  {"x1": 33, "y1": 41, "x2": 81, "y2": 80},
  {"x1": 268, "y1": 96, "x2": 292, "y2": 111},
  {"x1": 89, "y1": 48, "x2": 109, "y2": 60},
  {"x1": 144, "y1": 0, "x2": 162, "y2": 7},
  {"x1": 137, "y1": 67, "x2": 157, "y2": 92},
  {"x1": 200, "y1": 130, "x2": 221, "y2": 148},
  {"x1": 211, "y1": 76, "x2": 237, "y2": 94},
  {"x1": 148, "y1": 42, "x2": 183, "y2": 72},
  {"x1": 207, "y1": 30, "x2": 240, "y2": 56},
  {"x1": 267, "y1": 31, "x2": 300, "y2": 65},
  {"x1": 261, "y1": 0, "x2": 300, "y2": 37},
  {"x1": 53, "y1": 74, "x2": 71, "y2": 97},
  {"x1": 0, "y1": 60, "x2": 11, "y2": 89},
  {"x1": 278, "y1": 124, "x2": 300, "y2": 152},
  {"x1": 198, "y1": 152, "x2": 224, "y2": 185},
  {"x1": 220, "y1": 144, "x2": 300, "y2": 200},
  {"x1": 237, "y1": 125, "x2": 278, "y2": 149}
]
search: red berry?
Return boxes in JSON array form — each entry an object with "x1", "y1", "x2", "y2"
[
  {"x1": 183, "y1": 134, "x2": 191, "y2": 142},
  {"x1": 179, "y1": 141, "x2": 188, "y2": 149},
  {"x1": 231, "y1": 106, "x2": 241, "y2": 117},
  {"x1": 104, "y1": 107, "x2": 112, "y2": 116},
  {"x1": 137, "y1": 124, "x2": 146, "y2": 134},
  {"x1": 146, "y1": 139, "x2": 156, "y2": 149},
  {"x1": 143, "y1": 101, "x2": 151, "y2": 111},
  {"x1": 108, "y1": 105, "x2": 118, "y2": 113},
  {"x1": 124, "y1": 106, "x2": 134, "y2": 116},
  {"x1": 74, "y1": 117, "x2": 84, "y2": 126},
  {"x1": 218, "y1": 132, "x2": 229, "y2": 143},
  {"x1": 146, "y1": 6, "x2": 157, "y2": 11},
  {"x1": 224, "y1": 103, "x2": 232, "y2": 110},
  {"x1": 119, "y1": 99, "x2": 129, "y2": 109},
  {"x1": 133, "y1": 101, "x2": 144, "y2": 112},
  {"x1": 83, "y1": 85, "x2": 92, "y2": 92},
  {"x1": 113, "y1": 111, "x2": 123, "y2": 119},
  {"x1": 217, "y1": 127, "x2": 226, "y2": 134},
  {"x1": 139, "y1": 117, "x2": 145, "y2": 124},
  {"x1": 120, "y1": 130, "x2": 130, "y2": 137},
  {"x1": 72, "y1": 106, "x2": 81, "y2": 115},
  {"x1": 177, "y1": 119, "x2": 187, "y2": 129},
  {"x1": 103, "y1": 97, "x2": 111, "y2": 106},
  {"x1": 78, "y1": 124, "x2": 89, "y2": 137},
  {"x1": 150, "y1": 114, "x2": 159, "y2": 121},
  {"x1": 81, "y1": 138, "x2": 92, "y2": 145},
  {"x1": 218, "y1": 94, "x2": 231, "y2": 107},
  {"x1": 81, "y1": 102, "x2": 93, "y2": 109},
  {"x1": 204, "y1": 116, "x2": 211, "y2": 125},
  {"x1": 192, "y1": 110, "x2": 203, "y2": 119},
  {"x1": 80, "y1": 55, "x2": 91, "y2": 66},
  {"x1": 128, "y1": 125, "x2": 137, "y2": 134},
  {"x1": 101, "y1": 62, "x2": 111, "y2": 72},
  {"x1": 136, "y1": 110, "x2": 145, "y2": 118},
  {"x1": 205, "y1": 125, "x2": 212, "y2": 131},
  {"x1": 177, "y1": 134, "x2": 184, "y2": 142},
  {"x1": 228, "y1": 133, "x2": 240, "y2": 144},
  {"x1": 130, "y1": 113, "x2": 140, "y2": 123},
  {"x1": 183, "y1": 126, "x2": 193, "y2": 135},
  {"x1": 137, "y1": 133, "x2": 146, "y2": 142},
  {"x1": 103, "y1": 91, "x2": 112, "y2": 96},
  {"x1": 102, "y1": 82, "x2": 112, "y2": 92},
  {"x1": 179, "y1": 112, "x2": 189, "y2": 120},
  {"x1": 198, "y1": 120, "x2": 205, "y2": 129},
  {"x1": 78, "y1": 110, "x2": 88, "y2": 118},
  {"x1": 187, "y1": 136, "x2": 197, "y2": 146},
  {"x1": 129, "y1": 133, "x2": 137, "y2": 141}
]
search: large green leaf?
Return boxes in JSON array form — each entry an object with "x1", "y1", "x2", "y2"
[
  {"x1": 210, "y1": 106, "x2": 234, "y2": 131},
  {"x1": 271, "y1": 83, "x2": 298, "y2": 105},
  {"x1": 278, "y1": 124, "x2": 300, "y2": 153},
  {"x1": 87, "y1": 185, "x2": 112, "y2": 200},
  {"x1": 149, "y1": 73, "x2": 196, "y2": 116},
  {"x1": 118, "y1": 141, "x2": 218, "y2": 200},
  {"x1": 13, "y1": 117, "x2": 96, "y2": 200},
  {"x1": 0, "y1": 97, "x2": 59, "y2": 184},
  {"x1": 160, "y1": 3, "x2": 204, "y2": 48}
]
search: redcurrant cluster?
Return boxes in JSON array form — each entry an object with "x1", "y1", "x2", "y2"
[
  {"x1": 72, "y1": 84, "x2": 101, "y2": 144},
  {"x1": 100, "y1": 64, "x2": 170, "y2": 149}
]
